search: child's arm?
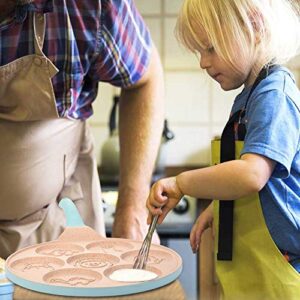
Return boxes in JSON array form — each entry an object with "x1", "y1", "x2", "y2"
[
  {"x1": 177, "y1": 153, "x2": 275, "y2": 200},
  {"x1": 190, "y1": 202, "x2": 213, "y2": 253},
  {"x1": 146, "y1": 152, "x2": 275, "y2": 224}
]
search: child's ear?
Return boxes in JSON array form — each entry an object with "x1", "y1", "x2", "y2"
[
  {"x1": 254, "y1": 29, "x2": 261, "y2": 45},
  {"x1": 248, "y1": 9, "x2": 264, "y2": 44}
]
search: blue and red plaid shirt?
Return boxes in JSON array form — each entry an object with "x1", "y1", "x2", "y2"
[{"x1": 0, "y1": 0, "x2": 152, "y2": 119}]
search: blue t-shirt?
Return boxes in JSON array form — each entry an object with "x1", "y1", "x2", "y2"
[{"x1": 231, "y1": 66, "x2": 300, "y2": 270}]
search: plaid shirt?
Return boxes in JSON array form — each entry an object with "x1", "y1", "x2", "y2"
[{"x1": 0, "y1": 0, "x2": 152, "y2": 119}]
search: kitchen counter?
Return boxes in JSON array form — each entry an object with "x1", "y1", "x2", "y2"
[{"x1": 13, "y1": 280, "x2": 185, "y2": 300}]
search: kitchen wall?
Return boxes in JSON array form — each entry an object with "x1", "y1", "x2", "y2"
[{"x1": 88, "y1": 0, "x2": 300, "y2": 168}]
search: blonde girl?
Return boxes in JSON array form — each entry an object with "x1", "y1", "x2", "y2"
[{"x1": 147, "y1": 0, "x2": 300, "y2": 298}]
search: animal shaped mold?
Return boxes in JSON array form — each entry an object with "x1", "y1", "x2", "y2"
[{"x1": 5, "y1": 198, "x2": 182, "y2": 297}]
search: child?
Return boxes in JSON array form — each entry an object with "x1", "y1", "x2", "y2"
[{"x1": 147, "y1": 0, "x2": 300, "y2": 298}]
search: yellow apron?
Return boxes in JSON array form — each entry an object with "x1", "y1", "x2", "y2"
[{"x1": 212, "y1": 140, "x2": 300, "y2": 300}]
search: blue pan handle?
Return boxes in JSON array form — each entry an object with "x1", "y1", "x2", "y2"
[{"x1": 59, "y1": 198, "x2": 85, "y2": 227}]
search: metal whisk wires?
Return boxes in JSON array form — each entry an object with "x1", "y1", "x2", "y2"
[{"x1": 133, "y1": 214, "x2": 159, "y2": 269}]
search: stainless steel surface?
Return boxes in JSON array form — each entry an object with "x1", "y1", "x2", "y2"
[{"x1": 133, "y1": 215, "x2": 159, "y2": 269}]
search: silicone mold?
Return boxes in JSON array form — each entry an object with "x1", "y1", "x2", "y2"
[{"x1": 5, "y1": 198, "x2": 182, "y2": 297}]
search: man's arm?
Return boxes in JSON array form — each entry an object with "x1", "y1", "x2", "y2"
[{"x1": 112, "y1": 46, "x2": 164, "y2": 242}]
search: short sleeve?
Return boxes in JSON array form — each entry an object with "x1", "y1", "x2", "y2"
[
  {"x1": 241, "y1": 90, "x2": 300, "y2": 178},
  {"x1": 91, "y1": 0, "x2": 152, "y2": 87}
]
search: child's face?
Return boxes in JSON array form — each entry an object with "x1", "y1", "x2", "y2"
[{"x1": 195, "y1": 25, "x2": 256, "y2": 91}]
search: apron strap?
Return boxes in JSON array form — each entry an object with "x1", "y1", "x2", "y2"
[
  {"x1": 217, "y1": 111, "x2": 239, "y2": 261},
  {"x1": 33, "y1": 12, "x2": 46, "y2": 55},
  {"x1": 217, "y1": 63, "x2": 280, "y2": 261},
  {"x1": 238, "y1": 64, "x2": 282, "y2": 131}
]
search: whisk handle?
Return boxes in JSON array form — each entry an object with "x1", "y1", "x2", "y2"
[{"x1": 148, "y1": 214, "x2": 159, "y2": 237}]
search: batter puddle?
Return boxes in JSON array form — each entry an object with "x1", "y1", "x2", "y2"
[{"x1": 109, "y1": 269, "x2": 158, "y2": 282}]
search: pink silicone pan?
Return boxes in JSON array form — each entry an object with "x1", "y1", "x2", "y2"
[{"x1": 5, "y1": 198, "x2": 182, "y2": 297}]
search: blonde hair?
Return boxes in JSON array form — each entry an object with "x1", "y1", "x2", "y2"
[{"x1": 176, "y1": 0, "x2": 300, "y2": 73}]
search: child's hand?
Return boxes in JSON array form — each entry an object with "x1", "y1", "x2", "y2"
[
  {"x1": 146, "y1": 176, "x2": 184, "y2": 225},
  {"x1": 190, "y1": 203, "x2": 214, "y2": 253}
]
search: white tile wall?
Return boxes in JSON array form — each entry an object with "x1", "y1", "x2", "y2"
[
  {"x1": 88, "y1": 82, "x2": 118, "y2": 125},
  {"x1": 89, "y1": 0, "x2": 300, "y2": 167},
  {"x1": 134, "y1": 0, "x2": 161, "y2": 15},
  {"x1": 164, "y1": 18, "x2": 199, "y2": 70},
  {"x1": 88, "y1": 83, "x2": 118, "y2": 164},
  {"x1": 211, "y1": 81, "x2": 242, "y2": 123},
  {"x1": 165, "y1": 72, "x2": 210, "y2": 123},
  {"x1": 143, "y1": 18, "x2": 162, "y2": 56},
  {"x1": 88, "y1": 125, "x2": 110, "y2": 164},
  {"x1": 286, "y1": 55, "x2": 300, "y2": 70},
  {"x1": 163, "y1": 125, "x2": 211, "y2": 165},
  {"x1": 291, "y1": 68, "x2": 300, "y2": 86},
  {"x1": 164, "y1": 0, "x2": 183, "y2": 14}
]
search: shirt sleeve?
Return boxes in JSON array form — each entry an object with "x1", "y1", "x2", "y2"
[
  {"x1": 241, "y1": 89, "x2": 300, "y2": 178},
  {"x1": 91, "y1": 0, "x2": 152, "y2": 87}
]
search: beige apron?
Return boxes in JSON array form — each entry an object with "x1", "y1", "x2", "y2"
[
  {"x1": 212, "y1": 141, "x2": 300, "y2": 300},
  {"x1": 0, "y1": 12, "x2": 105, "y2": 259}
]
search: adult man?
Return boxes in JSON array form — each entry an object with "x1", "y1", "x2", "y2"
[{"x1": 0, "y1": 0, "x2": 163, "y2": 258}]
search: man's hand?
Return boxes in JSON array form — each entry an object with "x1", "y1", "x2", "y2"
[{"x1": 112, "y1": 203, "x2": 160, "y2": 244}]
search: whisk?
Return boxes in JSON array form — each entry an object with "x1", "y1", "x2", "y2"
[{"x1": 133, "y1": 214, "x2": 159, "y2": 269}]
